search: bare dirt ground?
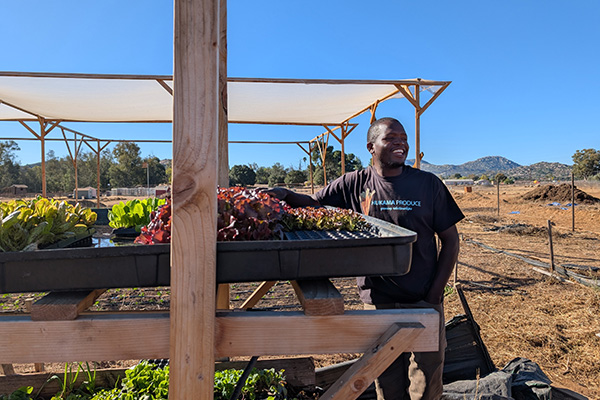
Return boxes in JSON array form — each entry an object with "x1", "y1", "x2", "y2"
[{"x1": 1, "y1": 182, "x2": 600, "y2": 398}]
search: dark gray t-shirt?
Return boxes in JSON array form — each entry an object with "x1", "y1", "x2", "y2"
[{"x1": 314, "y1": 165, "x2": 464, "y2": 304}]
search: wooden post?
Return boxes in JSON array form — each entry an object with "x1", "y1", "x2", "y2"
[
  {"x1": 547, "y1": 220, "x2": 555, "y2": 273},
  {"x1": 96, "y1": 141, "x2": 101, "y2": 208},
  {"x1": 414, "y1": 85, "x2": 421, "y2": 169},
  {"x1": 496, "y1": 179, "x2": 500, "y2": 217},
  {"x1": 340, "y1": 125, "x2": 346, "y2": 175},
  {"x1": 39, "y1": 118, "x2": 47, "y2": 197},
  {"x1": 216, "y1": 0, "x2": 230, "y2": 311},
  {"x1": 171, "y1": 0, "x2": 220, "y2": 398},
  {"x1": 73, "y1": 133, "x2": 78, "y2": 200},
  {"x1": 571, "y1": 172, "x2": 575, "y2": 232},
  {"x1": 309, "y1": 142, "x2": 314, "y2": 194}
]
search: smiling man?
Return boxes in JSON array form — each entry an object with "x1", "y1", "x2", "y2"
[{"x1": 264, "y1": 117, "x2": 464, "y2": 399}]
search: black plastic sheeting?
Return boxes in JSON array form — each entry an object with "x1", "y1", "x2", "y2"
[
  {"x1": 443, "y1": 314, "x2": 495, "y2": 384},
  {"x1": 442, "y1": 357, "x2": 552, "y2": 400}
]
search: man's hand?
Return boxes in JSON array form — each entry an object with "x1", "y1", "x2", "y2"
[
  {"x1": 424, "y1": 225, "x2": 460, "y2": 304},
  {"x1": 258, "y1": 187, "x2": 320, "y2": 208},
  {"x1": 258, "y1": 187, "x2": 290, "y2": 201}
]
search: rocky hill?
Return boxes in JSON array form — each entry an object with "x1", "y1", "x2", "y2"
[{"x1": 407, "y1": 156, "x2": 572, "y2": 180}]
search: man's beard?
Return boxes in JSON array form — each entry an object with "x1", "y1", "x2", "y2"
[{"x1": 382, "y1": 160, "x2": 405, "y2": 169}]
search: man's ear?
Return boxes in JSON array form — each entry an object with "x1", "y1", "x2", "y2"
[{"x1": 366, "y1": 142, "x2": 373, "y2": 154}]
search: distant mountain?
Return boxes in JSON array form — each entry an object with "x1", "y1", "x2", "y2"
[
  {"x1": 509, "y1": 162, "x2": 573, "y2": 180},
  {"x1": 407, "y1": 156, "x2": 572, "y2": 180}
]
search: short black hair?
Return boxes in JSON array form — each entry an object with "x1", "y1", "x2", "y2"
[{"x1": 367, "y1": 117, "x2": 404, "y2": 143}]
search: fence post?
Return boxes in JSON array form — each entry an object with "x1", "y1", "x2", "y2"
[{"x1": 547, "y1": 220, "x2": 555, "y2": 274}]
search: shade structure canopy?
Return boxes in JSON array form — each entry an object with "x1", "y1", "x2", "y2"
[{"x1": 0, "y1": 72, "x2": 449, "y2": 126}]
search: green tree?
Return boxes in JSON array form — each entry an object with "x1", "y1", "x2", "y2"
[
  {"x1": 143, "y1": 156, "x2": 168, "y2": 186},
  {"x1": 311, "y1": 145, "x2": 363, "y2": 185},
  {"x1": 229, "y1": 164, "x2": 256, "y2": 186},
  {"x1": 284, "y1": 169, "x2": 307, "y2": 187},
  {"x1": 452, "y1": 173, "x2": 462, "y2": 179},
  {"x1": 75, "y1": 149, "x2": 113, "y2": 190},
  {"x1": 109, "y1": 142, "x2": 145, "y2": 187},
  {"x1": 494, "y1": 173, "x2": 507, "y2": 184},
  {"x1": 255, "y1": 166, "x2": 271, "y2": 184},
  {"x1": 0, "y1": 141, "x2": 21, "y2": 189},
  {"x1": 267, "y1": 163, "x2": 287, "y2": 186},
  {"x1": 45, "y1": 150, "x2": 73, "y2": 193},
  {"x1": 572, "y1": 148, "x2": 600, "y2": 179},
  {"x1": 19, "y1": 165, "x2": 42, "y2": 193}
]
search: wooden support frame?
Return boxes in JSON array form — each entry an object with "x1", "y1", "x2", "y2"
[
  {"x1": 0, "y1": 309, "x2": 438, "y2": 363},
  {"x1": 30, "y1": 290, "x2": 106, "y2": 321},
  {"x1": 291, "y1": 279, "x2": 344, "y2": 316},
  {"x1": 240, "y1": 281, "x2": 277, "y2": 310},
  {"x1": 320, "y1": 322, "x2": 424, "y2": 400}
]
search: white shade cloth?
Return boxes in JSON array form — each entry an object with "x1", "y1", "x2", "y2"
[{"x1": 0, "y1": 73, "x2": 448, "y2": 125}]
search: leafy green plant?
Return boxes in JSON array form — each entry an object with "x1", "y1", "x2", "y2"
[
  {"x1": 108, "y1": 198, "x2": 166, "y2": 231},
  {"x1": 46, "y1": 362, "x2": 98, "y2": 400},
  {"x1": 0, "y1": 362, "x2": 294, "y2": 400},
  {"x1": 0, "y1": 197, "x2": 97, "y2": 252},
  {"x1": 281, "y1": 207, "x2": 369, "y2": 232},
  {"x1": 0, "y1": 386, "x2": 34, "y2": 400},
  {"x1": 89, "y1": 361, "x2": 169, "y2": 400},
  {"x1": 214, "y1": 368, "x2": 288, "y2": 400}
]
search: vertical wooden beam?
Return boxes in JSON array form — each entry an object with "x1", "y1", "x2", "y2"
[
  {"x1": 309, "y1": 142, "x2": 314, "y2": 194},
  {"x1": 73, "y1": 133, "x2": 79, "y2": 200},
  {"x1": 96, "y1": 141, "x2": 101, "y2": 208},
  {"x1": 340, "y1": 125, "x2": 346, "y2": 175},
  {"x1": 171, "y1": 0, "x2": 220, "y2": 398},
  {"x1": 216, "y1": 0, "x2": 230, "y2": 311},
  {"x1": 39, "y1": 118, "x2": 47, "y2": 197},
  {"x1": 414, "y1": 85, "x2": 421, "y2": 169}
]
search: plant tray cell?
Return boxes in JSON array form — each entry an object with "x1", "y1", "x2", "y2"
[
  {"x1": 38, "y1": 229, "x2": 96, "y2": 250},
  {"x1": 0, "y1": 214, "x2": 415, "y2": 293}
]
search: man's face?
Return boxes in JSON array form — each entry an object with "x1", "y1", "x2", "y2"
[{"x1": 367, "y1": 121, "x2": 409, "y2": 171}]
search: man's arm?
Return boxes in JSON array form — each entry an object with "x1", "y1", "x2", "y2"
[
  {"x1": 424, "y1": 224, "x2": 460, "y2": 304},
  {"x1": 262, "y1": 187, "x2": 321, "y2": 208}
]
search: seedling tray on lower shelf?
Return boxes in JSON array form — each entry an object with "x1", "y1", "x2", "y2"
[{"x1": 0, "y1": 214, "x2": 416, "y2": 293}]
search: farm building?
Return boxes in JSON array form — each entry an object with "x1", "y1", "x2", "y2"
[
  {"x1": 5, "y1": 184, "x2": 28, "y2": 196},
  {"x1": 73, "y1": 186, "x2": 97, "y2": 199},
  {"x1": 443, "y1": 179, "x2": 474, "y2": 186}
]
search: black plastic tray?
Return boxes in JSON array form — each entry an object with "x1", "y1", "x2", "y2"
[{"x1": 0, "y1": 214, "x2": 415, "y2": 293}]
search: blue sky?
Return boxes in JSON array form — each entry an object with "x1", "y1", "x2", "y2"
[{"x1": 1, "y1": 1, "x2": 599, "y2": 169}]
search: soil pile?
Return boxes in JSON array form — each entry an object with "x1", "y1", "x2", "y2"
[{"x1": 521, "y1": 183, "x2": 600, "y2": 204}]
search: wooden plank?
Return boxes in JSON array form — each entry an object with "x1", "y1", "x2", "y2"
[
  {"x1": 31, "y1": 290, "x2": 106, "y2": 321},
  {"x1": 215, "y1": 310, "x2": 438, "y2": 357},
  {"x1": 240, "y1": 281, "x2": 277, "y2": 309},
  {"x1": 0, "y1": 364, "x2": 15, "y2": 375},
  {"x1": 0, "y1": 309, "x2": 438, "y2": 363},
  {"x1": 216, "y1": 357, "x2": 315, "y2": 388},
  {"x1": 291, "y1": 279, "x2": 344, "y2": 316},
  {"x1": 320, "y1": 322, "x2": 424, "y2": 400},
  {"x1": 171, "y1": 0, "x2": 220, "y2": 398},
  {"x1": 0, "y1": 313, "x2": 170, "y2": 363}
]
